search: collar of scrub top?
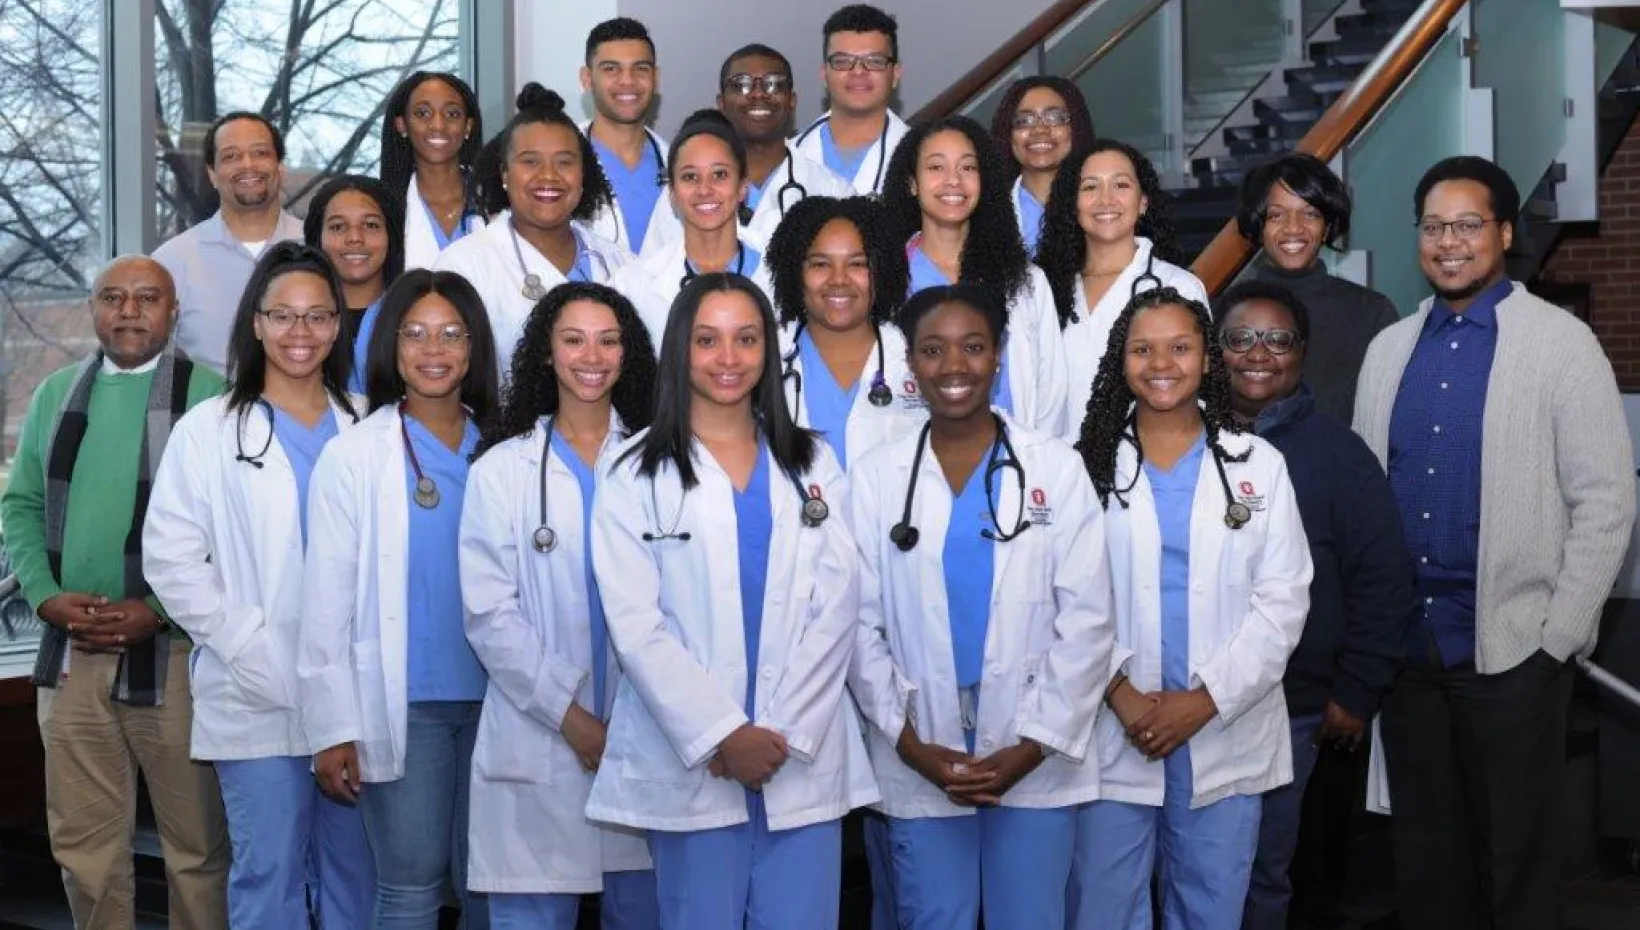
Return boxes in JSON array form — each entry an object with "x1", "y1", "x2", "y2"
[
  {"x1": 642, "y1": 444, "x2": 830, "y2": 542},
  {"x1": 678, "y1": 240, "x2": 748, "y2": 289},
  {"x1": 780, "y1": 319, "x2": 894, "y2": 417},
  {"x1": 795, "y1": 111, "x2": 891, "y2": 196},
  {"x1": 236, "y1": 395, "x2": 358, "y2": 468},
  {"x1": 1111, "y1": 416, "x2": 1251, "y2": 530},
  {"x1": 888, "y1": 413, "x2": 1031, "y2": 552},
  {"x1": 510, "y1": 218, "x2": 609, "y2": 300},
  {"x1": 1069, "y1": 244, "x2": 1163, "y2": 326}
]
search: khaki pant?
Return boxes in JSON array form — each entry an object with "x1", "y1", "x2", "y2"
[{"x1": 36, "y1": 641, "x2": 229, "y2": 930}]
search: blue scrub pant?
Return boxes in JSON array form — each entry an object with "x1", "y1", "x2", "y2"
[
  {"x1": 358, "y1": 701, "x2": 488, "y2": 930},
  {"x1": 1068, "y1": 749, "x2": 1262, "y2": 930},
  {"x1": 861, "y1": 810, "x2": 897, "y2": 930},
  {"x1": 1244, "y1": 712, "x2": 1324, "y2": 930},
  {"x1": 647, "y1": 789, "x2": 842, "y2": 930},
  {"x1": 489, "y1": 869, "x2": 660, "y2": 930},
  {"x1": 887, "y1": 806, "x2": 1076, "y2": 930},
  {"x1": 215, "y1": 754, "x2": 374, "y2": 930}
]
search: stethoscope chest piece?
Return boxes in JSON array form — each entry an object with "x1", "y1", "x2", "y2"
[
  {"x1": 889, "y1": 522, "x2": 919, "y2": 552},
  {"x1": 521, "y1": 274, "x2": 547, "y2": 302},
  {"x1": 867, "y1": 374, "x2": 893, "y2": 408},
  {"x1": 1224, "y1": 501, "x2": 1252, "y2": 530},
  {"x1": 801, "y1": 496, "x2": 830, "y2": 528},
  {"x1": 532, "y1": 525, "x2": 558, "y2": 553},
  {"x1": 414, "y1": 476, "x2": 441, "y2": 510}
]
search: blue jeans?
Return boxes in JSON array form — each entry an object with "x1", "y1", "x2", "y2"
[
  {"x1": 216, "y1": 755, "x2": 374, "y2": 929},
  {"x1": 1244, "y1": 711, "x2": 1325, "y2": 930},
  {"x1": 888, "y1": 806, "x2": 1076, "y2": 929},
  {"x1": 357, "y1": 701, "x2": 488, "y2": 930},
  {"x1": 488, "y1": 870, "x2": 659, "y2": 930}
]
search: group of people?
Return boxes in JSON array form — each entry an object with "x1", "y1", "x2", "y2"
[{"x1": 2, "y1": 5, "x2": 1633, "y2": 930}]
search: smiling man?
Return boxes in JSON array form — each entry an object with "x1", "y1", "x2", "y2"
[
  {"x1": 579, "y1": 17, "x2": 668, "y2": 255},
  {"x1": 1354, "y1": 156, "x2": 1635, "y2": 930},
  {"x1": 793, "y1": 4, "x2": 909, "y2": 196},
  {"x1": 154, "y1": 112, "x2": 303, "y2": 375}
]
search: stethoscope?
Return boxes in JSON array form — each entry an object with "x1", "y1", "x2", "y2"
[
  {"x1": 510, "y1": 220, "x2": 611, "y2": 301},
  {"x1": 399, "y1": 403, "x2": 444, "y2": 509},
  {"x1": 774, "y1": 149, "x2": 807, "y2": 216},
  {"x1": 1069, "y1": 248, "x2": 1162, "y2": 325},
  {"x1": 1110, "y1": 419, "x2": 1251, "y2": 530},
  {"x1": 641, "y1": 458, "x2": 830, "y2": 543},
  {"x1": 234, "y1": 398, "x2": 356, "y2": 468},
  {"x1": 888, "y1": 415, "x2": 1030, "y2": 552},
  {"x1": 679, "y1": 241, "x2": 748, "y2": 289},
  {"x1": 602, "y1": 130, "x2": 667, "y2": 249},
  {"x1": 780, "y1": 320, "x2": 894, "y2": 418},
  {"x1": 796, "y1": 113, "x2": 891, "y2": 195},
  {"x1": 531, "y1": 419, "x2": 560, "y2": 553}
]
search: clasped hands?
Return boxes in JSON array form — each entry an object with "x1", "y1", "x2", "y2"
[
  {"x1": 40, "y1": 592, "x2": 164, "y2": 652},
  {"x1": 894, "y1": 723, "x2": 1045, "y2": 807},
  {"x1": 1106, "y1": 678, "x2": 1218, "y2": 762}
]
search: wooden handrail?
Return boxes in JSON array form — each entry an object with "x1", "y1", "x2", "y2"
[
  {"x1": 1065, "y1": 0, "x2": 1170, "y2": 83},
  {"x1": 1190, "y1": 0, "x2": 1470, "y2": 293},
  {"x1": 909, "y1": 0, "x2": 1100, "y2": 125}
]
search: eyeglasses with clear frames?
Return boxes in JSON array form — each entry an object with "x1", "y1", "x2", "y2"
[
  {"x1": 1416, "y1": 217, "x2": 1500, "y2": 242},
  {"x1": 825, "y1": 53, "x2": 895, "y2": 72},
  {"x1": 1220, "y1": 327, "x2": 1302, "y2": 355},
  {"x1": 1011, "y1": 108, "x2": 1073, "y2": 130},
  {"x1": 723, "y1": 73, "x2": 791, "y2": 96},
  {"x1": 259, "y1": 308, "x2": 339, "y2": 331},
  {"x1": 398, "y1": 323, "x2": 471, "y2": 347}
]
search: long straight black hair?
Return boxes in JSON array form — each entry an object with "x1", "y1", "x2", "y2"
[
  {"x1": 225, "y1": 241, "x2": 358, "y2": 421},
  {"x1": 617, "y1": 273, "x2": 816, "y2": 488},
  {"x1": 302, "y1": 174, "x2": 406, "y2": 295},
  {"x1": 362, "y1": 268, "x2": 500, "y2": 432}
]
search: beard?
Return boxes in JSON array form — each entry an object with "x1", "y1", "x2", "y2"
[{"x1": 228, "y1": 178, "x2": 273, "y2": 208}]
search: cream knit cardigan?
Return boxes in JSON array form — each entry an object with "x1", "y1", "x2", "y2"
[{"x1": 1353, "y1": 282, "x2": 1635, "y2": 674}]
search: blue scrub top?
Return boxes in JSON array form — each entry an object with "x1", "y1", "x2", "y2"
[
  {"x1": 942, "y1": 443, "x2": 1001, "y2": 689},
  {"x1": 270, "y1": 406, "x2": 339, "y2": 547},
  {"x1": 550, "y1": 426, "x2": 609, "y2": 716},
  {"x1": 592, "y1": 137, "x2": 663, "y2": 253},
  {"x1": 796, "y1": 333, "x2": 860, "y2": 469},
  {"x1": 565, "y1": 229, "x2": 603, "y2": 284},
  {"x1": 348, "y1": 295, "x2": 384, "y2": 395},
  {"x1": 1015, "y1": 184, "x2": 1046, "y2": 256},
  {"x1": 418, "y1": 193, "x2": 476, "y2": 252},
  {"x1": 906, "y1": 241, "x2": 1015, "y2": 415},
  {"x1": 732, "y1": 450, "x2": 773, "y2": 717},
  {"x1": 745, "y1": 179, "x2": 766, "y2": 214},
  {"x1": 819, "y1": 122, "x2": 870, "y2": 183},
  {"x1": 1144, "y1": 432, "x2": 1205, "y2": 796},
  {"x1": 404, "y1": 414, "x2": 487, "y2": 703},
  {"x1": 685, "y1": 243, "x2": 763, "y2": 281}
]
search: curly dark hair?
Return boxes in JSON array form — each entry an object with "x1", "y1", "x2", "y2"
[
  {"x1": 764, "y1": 195, "x2": 907, "y2": 327},
  {"x1": 1036, "y1": 139, "x2": 1185, "y2": 330},
  {"x1": 378, "y1": 72, "x2": 483, "y2": 216},
  {"x1": 479, "y1": 282, "x2": 658, "y2": 457},
  {"x1": 987, "y1": 76, "x2": 1097, "y2": 180},
  {"x1": 881, "y1": 115, "x2": 1030, "y2": 315},
  {"x1": 473, "y1": 83, "x2": 613, "y2": 223},
  {"x1": 1078, "y1": 286, "x2": 1246, "y2": 507}
]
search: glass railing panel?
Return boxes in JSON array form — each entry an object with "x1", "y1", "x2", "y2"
[
  {"x1": 1597, "y1": 20, "x2": 1636, "y2": 88},
  {"x1": 957, "y1": 63, "x2": 1031, "y2": 128},
  {"x1": 1043, "y1": 0, "x2": 1159, "y2": 75},
  {"x1": 1181, "y1": 0, "x2": 1286, "y2": 147},
  {"x1": 1472, "y1": 0, "x2": 1565, "y2": 216},
  {"x1": 1075, "y1": 10, "x2": 1171, "y2": 167}
]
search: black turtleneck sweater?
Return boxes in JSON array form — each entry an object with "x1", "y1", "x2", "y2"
[{"x1": 1249, "y1": 257, "x2": 1399, "y2": 425}]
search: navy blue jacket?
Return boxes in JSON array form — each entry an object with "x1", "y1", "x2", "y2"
[{"x1": 1255, "y1": 384, "x2": 1415, "y2": 719}]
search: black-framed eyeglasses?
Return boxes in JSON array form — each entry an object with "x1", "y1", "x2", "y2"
[
  {"x1": 723, "y1": 73, "x2": 791, "y2": 96},
  {"x1": 826, "y1": 53, "x2": 895, "y2": 72},
  {"x1": 398, "y1": 323, "x2": 471, "y2": 346},
  {"x1": 1415, "y1": 217, "x2": 1501, "y2": 241},
  {"x1": 1220, "y1": 327, "x2": 1302, "y2": 355},
  {"x1": 259, "y1": 308, "x2": 339, "y2": 331},
  {"x1": 1011, "y1": 108, "x2": 1073, "y2": 130}
]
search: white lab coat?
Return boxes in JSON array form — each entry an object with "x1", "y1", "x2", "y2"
[
  {"x1": 846, "y1": 415, "x2": 1116, "y2": 819},
  {"x1": 143, "y1": 394, "x2": 362, "y2": 761},
  {"x1": 585, "y1": 435, "x2": 878, "y2": 833},
  {"x1": 298, "y1": 405, "x2": 437, "y2": 782},
  {"x1": 643, "y1": 142, "x2": 856, "y2": 257},
  {"x1": 792, "y1": 110, "x2": 910, "y2": 197},
  {"x1": 1099, "y1": 428, "x2": 1312, "y2": 808},
  {"x1": 989, "y1": 266, "x2": 1072, "y2": 438},
  {"x1": 775, "y1": 318, "x2": 926, "y2": 464},
  {"x1": 579, "y1": 121, "x2": 670, "y2": 254},
  {"x1": 434, "y1": 215, "x2": 632, "y2": 383},
  {"x1": 606, "y1": 235, "x2": 775, "y2": 350},
  {"x1": 404, "y1": 173, "x2": 486, "y2": 272},
  {"x1": 1055, "y1": 237, "x2": 1206, "y2": 444},
  {"x1": 460, "y1": 420, "x2": 649, "y2": 894}
]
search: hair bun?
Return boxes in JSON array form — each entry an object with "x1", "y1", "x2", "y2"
[{"x1": 515, "y1": 83, "x2": 565, "y2": 115}]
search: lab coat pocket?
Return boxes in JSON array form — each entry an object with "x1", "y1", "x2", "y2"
[
  {"x1": 225, "y1": 623, "x2": 295, "y2": 712},
  {"x1": 473, "y1": 695, "x2": 564, "y2": 784},
  {"x1": 611, "y1": 683, "x2": 695, "y2": 786}
]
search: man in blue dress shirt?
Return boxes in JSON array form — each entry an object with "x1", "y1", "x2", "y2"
[{"x1": 1353, "y1": 156, "x2": 1635, "y2": 930}]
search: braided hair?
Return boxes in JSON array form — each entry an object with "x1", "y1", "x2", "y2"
[
  {"x1": 473, "y1": 84, "x2": 614, "y2": 223},
  {"x1": 378, "y1": 72, "x2": 483, "y2": 212},
  {"x1": 1036, "y1": 139, "x2": 1186, "y2": 330},
  {"x1": 764, "y1": 195, "x2": 907, "y2": 327},
  {"x1": 478, "y1": 282, "x2": 658, "y2": 457},
  {"x1": 1078, "y1": 286, "x2": 1246, "y2": 508},
  {"x1": 881, "y1": 115, "x2": 1030, "y2": 314}
]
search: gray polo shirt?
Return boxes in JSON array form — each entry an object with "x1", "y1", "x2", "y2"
[{"x1": 153, "y1": 210, "x2": 304, "y2": 375}]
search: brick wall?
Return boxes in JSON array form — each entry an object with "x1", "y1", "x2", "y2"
[{"x1": 1541, "y1": 117, "x2": 1640, "y2": 390}]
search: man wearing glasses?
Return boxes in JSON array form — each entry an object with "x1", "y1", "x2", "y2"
[
  {"x1": 794, "y1": 4, "x2": 908, "y2": 197},
  {"x1": 1354, "y1": 155, "x2": 1635, "y2": 930}
]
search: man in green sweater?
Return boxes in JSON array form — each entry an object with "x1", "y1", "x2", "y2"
[{"x1": 2, "y1": 256, "x2": 229, "y2": 929}]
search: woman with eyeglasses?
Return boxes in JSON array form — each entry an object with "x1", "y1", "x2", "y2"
[
  {"x1": 608, "y1": 109, "x2": 776, "y2": 348},
  {"x1": 437, "y1": 83, "x2": 630, "y2": 383},
  {"x1": 299, "y1": 268, "x2": 500, "y2": 930},
  {"x1": 460, "y1": 282, "x2": 661, "y2": 929},
  {"x1": 988, "y1": 77, "x2": 1096, "y2": 255},
  {"x1": 303, "y1": 174, "x2": 405, "y2": 392},
  {"x1": 585, "y1": 273, "x2": 874, "y2": 930},
  {"x1": 1210, "y1": 280, "x2": 1413, "y2": 930},
  {"x1": 846, "y1": 284, "x2": 1113, "y2": 929},
  {"x1": 881, "y1": 115, "x2": 1070, "y2": 438},
  {"x1": 380, "y1": 71, "x2": 485, "y2": 270},
  {"x1": 1068, "y1": 286, "x2": 1311, "y2": 930},
  {"x1": 145, "y1": 242, "x2": 370, "y2": 929},
  {"x1": 1036, "y1": 140, "x2": 1206, "y2": 444}
]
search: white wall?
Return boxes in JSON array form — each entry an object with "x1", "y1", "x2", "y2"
[{"x1": 518, "y1": 0, "x2": 1062, "y2": 136}]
